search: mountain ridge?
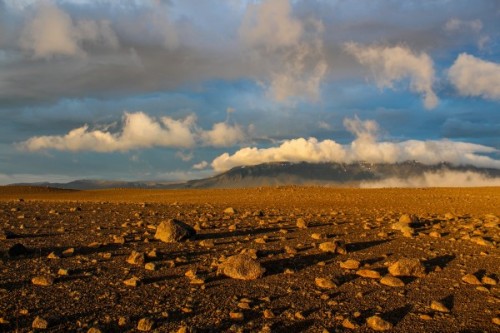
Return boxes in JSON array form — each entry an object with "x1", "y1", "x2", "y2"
[{"x1": 8, "y1": 161, "x2": 500, "y2": 190}]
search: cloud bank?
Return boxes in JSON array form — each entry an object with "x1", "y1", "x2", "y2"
[
  {"x1": 448, "y1": 53, "x2": 500, "y2": 100},
  {"x1": 360, "y1": 170, "x2": 500, "y2": 188},
  {"x1": 19, "y1": 111, "x2": 246, "y2": 152},
  {"x1": 211, "y1": 117, "x2": 499, "y2": 172},
  {"x1": 344, "y1": 43, "x2": 438, "y2": 109}
]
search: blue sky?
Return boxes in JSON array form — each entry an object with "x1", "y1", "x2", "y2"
[{"x1": 0, "y1": 0, "x2": 499, "y2": 184}]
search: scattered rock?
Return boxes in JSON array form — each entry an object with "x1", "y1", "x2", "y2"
[
  {"x1": 482, "y1": 276, "x2": 497, "y2": 285},
  {"x1": 315, "y1": 277, "x2": 337, "y2": 289},
  {"x1": 123, "y1": 277, "x2": 141, "y2": 287},
  {"x1": 47, "y1": 252, "x2": 60, "y2": 260},
  {"x1": 263, "y1": 309, "x2": 275, "y2": 319},
  {"x1": 229, "y1": 312, "x2": 244, "y2": 320},
  {"x1": 339, "y1": 259, "x2": 360, "y2": 270},
  {"x1": 144, "y1": 263, "x2": 156, "y2": 271},
  {"x1": 430, "y1": 300, "x2": 450, "y2": 313},
  {"x1": 32, "y1": 276, "x2": 54, "y2": 286},
  {"x1": 470, "y1": 237, "x2": 494, "y2": 247},
  {"x1": 296, "y1": 218, "x2": 308, "y2": 229},
  {"x1": 342, "y1": 318, "x2": 359, "y2": 329},
  {"x1": 461, "y1": 274, "x2": 482, "y2": 285},
  {"x1": 62, "y1": 248, "x2": 75, "y2": 257},
  {"x1": 493, "y1": 317, "x2": 500, "y2": 326},
  {"x1": 126, "y1": 251, "x2": 145, "y2": 265},
  {"x1": 356, "y1": 269, "x2": 381, "y2": 279},
  {"x1": 154, "y1": 219, "x2": 196, "y2": 243},
  {"x1": 137, "y1": 317, "x2": 154, "y2": 331},
  {"x1": 224, "y1": 207, "x2": 236, "y2": 215},
  {"x1": 366, "y1": 315, "x2": 393, "y2": 331},
  {"x1": 399, "y1": 214, "x2": 419, "y2": 224},
  {"x1": 319, "y1": 240, "x2": 346, "y2": 254},
  {"x1": 429, "y1": 231, "x2": 441, "y2": 238},
  {"x1": 388, "y1": 258, "x2": 426, "y2": 278},
  {"x1": 218, "y1": 254, "x2": 265, "y2": 280},
  {"x1": 380, "y1": 275, "x2": 405, "y2": 287},
  {"x1": 32, "y1": 316, "x2": 48, "y2": 329}
]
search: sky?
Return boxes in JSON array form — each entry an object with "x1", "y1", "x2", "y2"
[{"x1": 0, "y1": 0, "x2": 499, "y2": 184}]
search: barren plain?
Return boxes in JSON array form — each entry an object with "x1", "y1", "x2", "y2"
[{"x1": 0, "y1": 186, "x2": 499, "y2": 332}]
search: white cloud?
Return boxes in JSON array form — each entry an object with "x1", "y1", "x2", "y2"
[
  {"x1": 360, "y1": 170, "x2": 500, "y2": 188},
  {"x1": 444, "y1": 18, "x2": 483, "y2": 33},
  {"x1": 192, "y1": 161, "x2": 208, "y2": 170},
  {"x1": 448, "y1": 53, "x2": 500, "y2": 100},
  {"x1": 19, "y1": 2, "x2": 118, "y2": 59},
  {"x1": 201, "y1": 122, "x2": 246, "y2": 147},
  {"x1": 344, "y1": 43, "x2": 438, "y2": 109},
  {"x1": 19, "y1": 112, "x2": 197, "y2": 152},
  {"x1": 211, "y1": 117, "x2": 500, "y2": 172},
  {"x1": 18, "y1": 110, "x2": 248, "y2": 152},
  {"x1": 239, "y1": 0, "x2": 327, "y2": 103}
]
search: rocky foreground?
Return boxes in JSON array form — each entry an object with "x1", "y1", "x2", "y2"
[{"x1": 0, "y1": 186, "x2": 499, "y2": 332}]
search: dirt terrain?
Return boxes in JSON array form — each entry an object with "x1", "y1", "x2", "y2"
[{"x1": 0, "y1": 186, "x2": 499, "y2": 332}]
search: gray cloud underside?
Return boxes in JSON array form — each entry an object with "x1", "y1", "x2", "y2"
[{"x1": 0, "y1": 0, "x2": 499, "y2": 105}]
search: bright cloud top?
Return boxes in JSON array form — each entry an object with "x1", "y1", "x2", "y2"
[
  {"x1": 448, "y1": 53, "x2": 500, "y2": 100},
  {"x1": 19, "y1": 111, "x2": 246, "y2": 152},
  {"x1": 344, "y1": 43, "x2": 438, "y2": 109},
  {"x1": 211, "y1": 117, "x2": 499, "y2": 172}
]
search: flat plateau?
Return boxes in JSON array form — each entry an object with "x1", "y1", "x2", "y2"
[{"x1": 0, "y1": 186, "x2": 499, "y2": 332}]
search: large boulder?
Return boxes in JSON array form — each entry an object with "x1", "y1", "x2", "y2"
[
  {"x1": 154, "y1": 219, "x2": 196, "y2": 243},
  {"x1": 218, "y1": 254, "x2": 265, "y2": 280},
  {"x1": 388, "y1": 258, "x2": 426, "y2": 278}
]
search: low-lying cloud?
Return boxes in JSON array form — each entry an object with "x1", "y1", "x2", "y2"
[
  {"x1": 211, "y1": 117, "x2": 500, "y2": 172},
  {"x1": 448, "y1": 53, "x2": 500, "y2": 100},
  {"x1": 360, "y1": 170, "x2": 500, "y2": 188},
  {"x1": 18, "y1": 111, "x2": 246, "y2": 152},
  {"x1": 344, "y1": 43, "x2": 438, "y2": 109}
]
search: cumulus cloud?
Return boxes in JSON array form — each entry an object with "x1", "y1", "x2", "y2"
[
  {"x1": 18, "y1": 110, "x2": 248, "y2": 152},
  {"x1": 19, "y1": 112, "x2": 197, "y2": 152},
  {"x1": 360, "y1": 170, "x2": 500, "y2": 188},
  {"x1": 344, "y1": 43, "x2": 438, "y2": 109},
  {"x1": 201, "y1": 122, "x2": 246, "y2": 147},
  {"x1": 240, "y1": 0, "x2": 328, "y2": 102},
  {"x1": 211, "y1": 117, "x2": 500, "y2": 172},
  {"x1": 192, "y1": 161, "x2": 208, "y2": 170},
  {"x1": 448, "y1": 53, "x2": 500, "y2": 100},
  {"x1": 19, "y1": 1, "x2": 118, "y2": 59}
]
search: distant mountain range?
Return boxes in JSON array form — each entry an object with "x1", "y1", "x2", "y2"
[{"x1": 9, "y1": 161, "x2": 500, "y2": 189}]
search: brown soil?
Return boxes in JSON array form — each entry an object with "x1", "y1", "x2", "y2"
[{"x1": 0, "y1": 186, "x2": 499, "y2": 332}]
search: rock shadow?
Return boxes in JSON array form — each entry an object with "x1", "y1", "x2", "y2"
[
  {"x1": 346, "y1": 239, "x2": 391, "y2": 252},
  {"x1": 271, "y1": 319, "x2": 315, "y2": 332},
  {"x1": 440, "y1": 294, "x2": 454, "y2": 311},
  {"x1": 424, "y1": 254, "x2": 456, "y2": 270},
  {"x1": 194, "y1": 227, "x2": 281, "y2": 240},
  {"x1": 381, "y1": 304, "x2": 413, "y2": 326},
  {"x1": 263, "y1": 252, "x2": 336, "y2": 275}
]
